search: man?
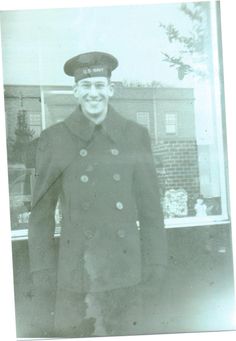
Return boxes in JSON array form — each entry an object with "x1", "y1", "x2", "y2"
[{"x1": 28, "y1": 51, "x2": 167, "y2": 337}]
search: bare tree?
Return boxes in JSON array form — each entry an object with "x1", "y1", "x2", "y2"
[{"x1": 159, "y1": 2, "x2": 211, "y2": 80}]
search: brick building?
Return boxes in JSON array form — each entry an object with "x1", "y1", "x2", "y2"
[{"x1": 4, "y1": 83, "x2": 200, "y2": 218}]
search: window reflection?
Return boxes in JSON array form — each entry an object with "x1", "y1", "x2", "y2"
[{"x1": 3, "y1": 2, "x2": 229, "y2": 234}]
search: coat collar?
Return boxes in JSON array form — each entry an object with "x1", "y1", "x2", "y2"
[{"x1": 64, "y1": 105, "x2": 127, "y2": 144}]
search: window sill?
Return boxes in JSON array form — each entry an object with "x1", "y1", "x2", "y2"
[{"x1": 11, "y1": 215, "x2": 230, "y2": 241}]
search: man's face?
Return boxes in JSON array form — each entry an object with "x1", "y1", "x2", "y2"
[{"x1": 73, "y1": 76, "x2": 114, "y2": 121}]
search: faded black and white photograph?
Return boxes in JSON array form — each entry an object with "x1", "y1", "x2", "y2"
[{"x1": 0, "y1": 0, "x2": 235, "y2": 339}]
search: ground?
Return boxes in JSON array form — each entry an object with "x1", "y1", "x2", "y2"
[{"x1": 12, "y1": 224, "x2": 235, "y2": 337}]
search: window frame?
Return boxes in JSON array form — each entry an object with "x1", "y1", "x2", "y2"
[
  {"x1": 10, "y1": 82, "x2": 231, "y2": 240},
  {"x1": 165, "y1": 112, "x2": 178, "y2": 135}
]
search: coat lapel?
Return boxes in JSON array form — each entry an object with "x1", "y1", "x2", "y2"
[
  {"x1": 64, "y1": 106, "x2": 95, "y2": 142},
  {"x1": 32, "y1": 105, "x2": 128, "y2": 208},
  {"x1": 64, "y1": 105, "x2": 127, "y2": 144}
]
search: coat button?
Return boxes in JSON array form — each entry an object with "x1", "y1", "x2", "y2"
[
  {"x1": 117, "y1": 229, "x2": 125, "y2": 238},
  {"x1": 113, "y1": 173, "x2": 121, "y2": 181},
  {"x1": 80, "y1": 175, "x2": 89, "y2": 183},
  {"x1": 110, "y1": 148, "x2": 119, "y2": 156},
  {"x1": 80, "y1": 149, "x2": 88, "y2": 157},
  {"x1": 116, "y1": 202, "x2": 124, "y2": 210}
]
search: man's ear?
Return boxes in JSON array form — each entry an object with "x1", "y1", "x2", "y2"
[
  {"x1": 108, "y1": 82, "x2": 115, "y2": 97},
  {"x1": 73, "y1": 84, "x2": 79, "y2": 98}
]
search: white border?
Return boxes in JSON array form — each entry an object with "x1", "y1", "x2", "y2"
[
  {"x1": 0, "y1": 0, "x2": 214, "y2": 11},
  {"x1": 1, "y1": 1, "x2": 236, "y2": 341},
  {"x1": 0, "y1": 21, "x2": 17, "y2": 341},
  {"x1": 220, "y1": 0, "x2": 236, "y2": 334}
]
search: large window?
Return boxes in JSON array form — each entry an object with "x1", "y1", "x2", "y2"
[
  {"x1": 2, "y1": 2, "x2": 230, "y2": 239},
  {"x1": 8, "y1": 80, "x2": 229, "y2": 239}
]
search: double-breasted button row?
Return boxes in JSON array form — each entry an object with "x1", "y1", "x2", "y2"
[
  {"x1": 83, "y1": 226, "x2": 138, "y2": 240},
  {"x1": 81, "y1": 200, "x2": 124, "y2": 211},
  {"x1": 80, "y1": 173, "x2": 121, "y2": 183},
  {"x1": 83, "y1": 228, "x2": 126, "y2": 240},
  {"x1": 80, "y1": 148, "x2": 120, "y2": 157}
]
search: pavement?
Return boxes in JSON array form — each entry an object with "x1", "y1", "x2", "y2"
[{"x1": 12, "y1": 223, "x2": 235, "y2": 337}]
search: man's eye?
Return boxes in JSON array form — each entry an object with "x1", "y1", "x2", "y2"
[
  {"x1": 96, "y1": 84, "x2": 105, "y2": 89},
  {"x1": 81, "y1": 84, "x2": 90, "y2": 89}
]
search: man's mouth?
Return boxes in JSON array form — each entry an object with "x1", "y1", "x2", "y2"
[{"x1": 87, "y1": 99, "x2": 101, "y2": 104}]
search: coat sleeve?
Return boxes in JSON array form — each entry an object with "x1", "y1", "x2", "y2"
[
  {"x1": 28, "y1": 129, "x2": 61, "y2": 273},
  {"x1": 133, "y1": 127, "x2": 168, "y2": 270}
]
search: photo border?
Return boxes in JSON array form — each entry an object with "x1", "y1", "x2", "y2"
[{"x1": 0, "y1": 0, "x2": 236, "y2": 340}]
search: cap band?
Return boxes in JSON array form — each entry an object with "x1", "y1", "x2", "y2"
[{"x1": 74, "y1": 65, "x2": 111, "y2": 82}]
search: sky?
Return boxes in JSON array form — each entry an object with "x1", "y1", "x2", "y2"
[
  {"x1": 0, "y1": 2, "x2": 197, "y2": 86},
  {"x1": 0, "y1": 1, "x2": 224, "y2": 145}
]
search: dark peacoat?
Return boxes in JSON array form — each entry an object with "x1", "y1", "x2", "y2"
[{"x1": 28, "y1": 105, "x2": 167, "y2": 293}]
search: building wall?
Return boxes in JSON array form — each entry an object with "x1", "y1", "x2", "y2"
[
  {"x1": 111, "y1": 98, "x2": 156, "y2": 141},
  {"x1": 154, "y1": 140, "x2": 200, "y2": 216},
  {"x1": 155, "y1": 99, "x2": 195, "y2": 141},
  {"x1": 4, "y1": 84, "x2": 195, "y2": 141},
  {"x1": 4, "y1": 84, "x2": 200, "y2": 218}
]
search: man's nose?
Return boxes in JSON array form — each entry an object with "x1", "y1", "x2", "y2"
[{"x1": 88, "y1": 85, "x2": 98, "y2": 97}]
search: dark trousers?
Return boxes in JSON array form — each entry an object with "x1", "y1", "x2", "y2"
[
  {"x1": 29, "y1": 272, "x2": 165, "y2": 338},
  {"x1": 53, "y1": 285, "x2": 143, "y2": 338}
]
